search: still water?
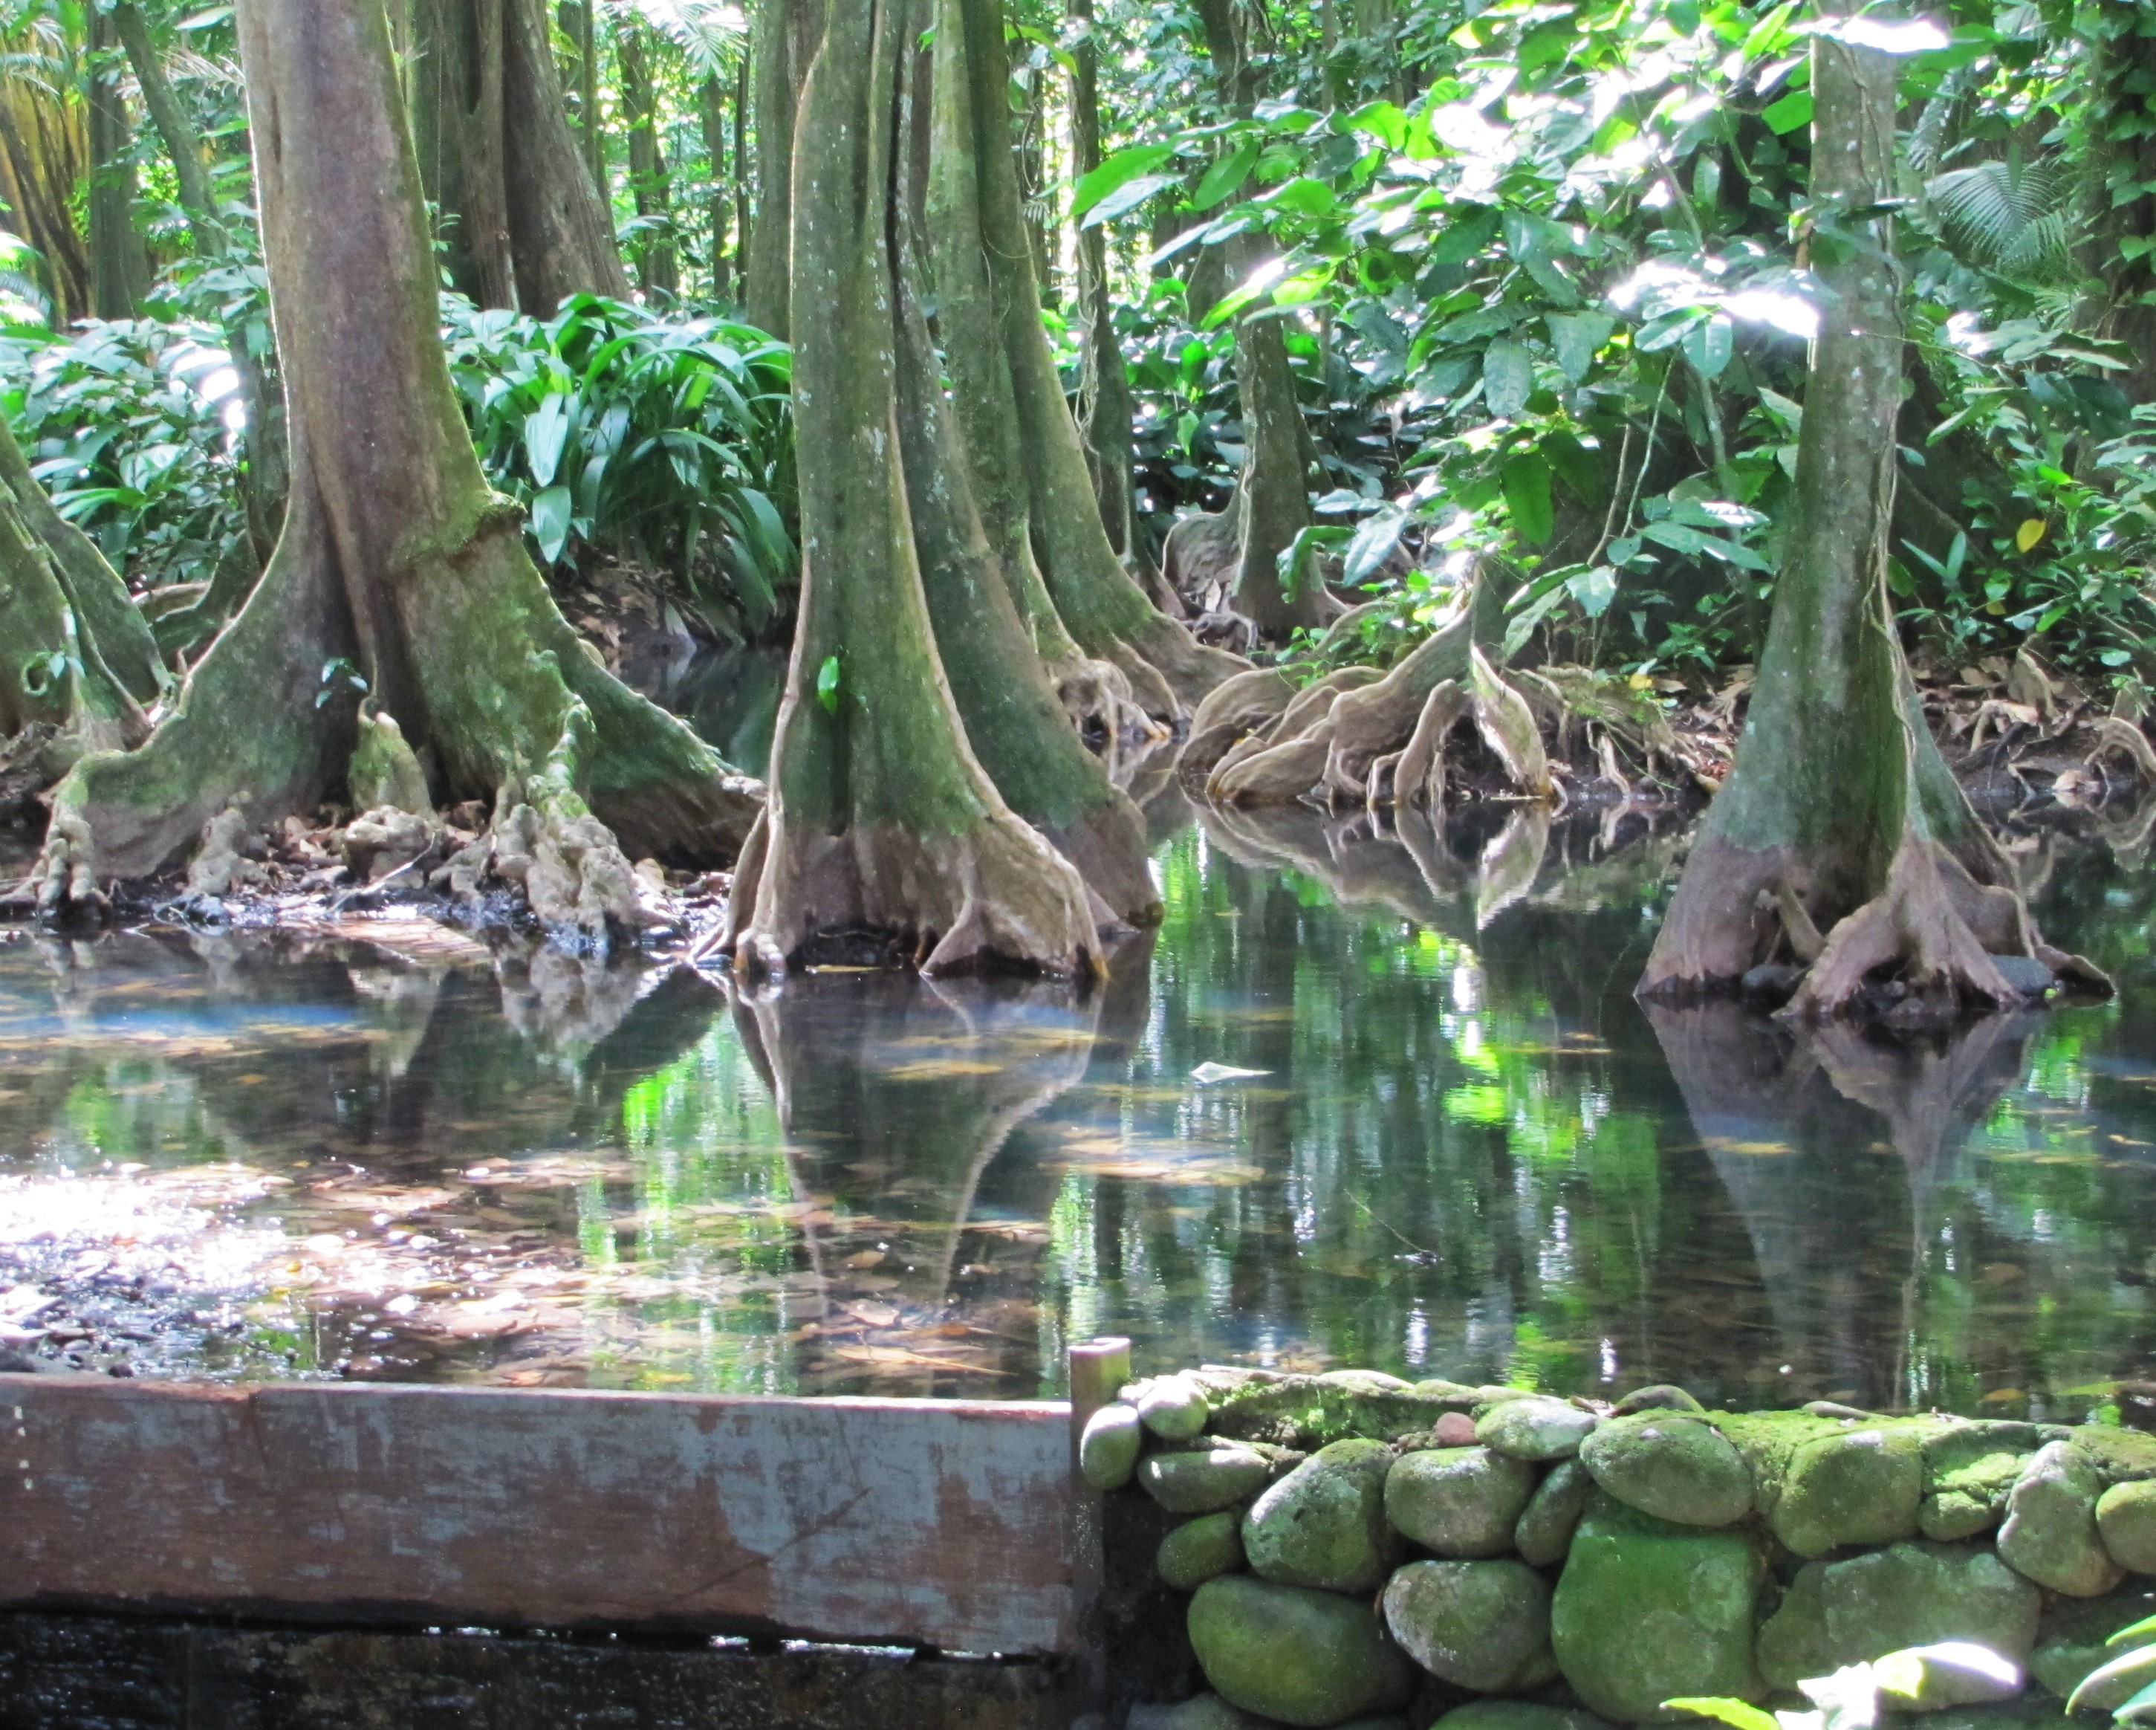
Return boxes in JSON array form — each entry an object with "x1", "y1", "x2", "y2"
[{"x1": 4, "y1": 795, "x2": 2156, "y2": 1416}]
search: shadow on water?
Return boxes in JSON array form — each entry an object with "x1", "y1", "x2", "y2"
[{"x1": 4, "y1": 793, "x2": 2156, "y2": 1409}]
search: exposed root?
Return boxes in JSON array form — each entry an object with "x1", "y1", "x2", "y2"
[
  {"x1": 1785, "y1": 832, "x2": 2018, "y2": 1020},
  {"x1": 728, "y1": 810, "x2": 1104, "y2": 982},
  {"x1": 184, "y1": 804, "x2": 269, "y2": 901},
  {"x1": 1179, "y1": 667, "x2": 1298, "y2": 786}
]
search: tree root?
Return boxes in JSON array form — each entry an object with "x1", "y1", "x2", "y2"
[{"x1": 724, "y1": 806, "x2": 1104, "y2": 982}]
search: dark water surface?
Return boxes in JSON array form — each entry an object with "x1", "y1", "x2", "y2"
[{"x1": 5, "y1": 797, "x2": 2156, "y2": 1415}]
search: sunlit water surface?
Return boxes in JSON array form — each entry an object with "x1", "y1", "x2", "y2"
[{"x1": 4, "y1": 795, "x2": 2156, "y2": 1416}]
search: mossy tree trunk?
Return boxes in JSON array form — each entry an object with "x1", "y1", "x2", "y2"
[
  {"x1": 724, "y1": 0, "x2": 1112, "y2": 978},
  {"x1": 614, "y1": 20, "x2": 679, "y2": 300},
  {"x1": 744, "y1": 0, "x2": 823, "y2": 337},
  {"x1": 927, "y1": 0, "x2": 1244, "y2": 719},
  {"x1": 1194, "y1": 0, "x2": 1322, "y2": 639},
  {"x1": 2074, "y1": 15, "x2": 2156, "y2": 406},
  {"x1": 20, "y1": 0, "x2": 758, "y2": 926},
  {"x1": 1067, "y1": 0, "x2": 1138, "y2": 560},
  {"x1": 1638, "y1": 19, "x2": 2094, "y2": 1018},
  {"x1": 411, "y1": 0, "x2": 632, "y2": 314},
  {"x1": 84, "y1": 10, "x2": 149, "y2": 321},
  {"x1": 701, "y1": 73, "x2": 731, "y2": 298}
]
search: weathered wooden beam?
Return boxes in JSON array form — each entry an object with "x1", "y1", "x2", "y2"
[{"x1": 0, "y1": 1379, "x2": 1074, "y2": 1656}]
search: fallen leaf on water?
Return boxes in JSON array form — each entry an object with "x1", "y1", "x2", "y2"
[
  {"x1": 884, "y1": 1059, "x2": 1005, "y2": 1080},
  {"x1": 1979, "y1": 1387, "x2": 2026, "y2": 1404},
  {"x1": 842, "y1": 1301, "x2": 900, "y2": 1328}
]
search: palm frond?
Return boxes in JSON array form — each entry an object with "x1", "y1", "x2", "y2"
[
  {"x1": 604, "y1": 0, "x2": 744, "y2": 78},
  {"x1": 1926, "y1": 153, "x2": 2077, "y2": 285}
]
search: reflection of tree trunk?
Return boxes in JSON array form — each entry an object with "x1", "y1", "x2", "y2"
[{"x1": 1645, "y1": 1004, "x2": 2036, "y2": 1408}]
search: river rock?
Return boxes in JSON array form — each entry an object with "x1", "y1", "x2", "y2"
[
  {"x1": 1187, "y1": 1575, "x2": 1417, "y2": 1729},
  {"x1": 1080, "y1": 1404, "x2": 1144, "y2": 1490},
  {"x1": 1920, "y1": 1490, "x2": 2000, "y2": 1543},
  {"x1": 1920, "y1": 1430, "x2": 2033, "y2": 1542},
  {"x1": 2099, "y1": 1480, "x2": 2156, "y2": 1573},
  {"x1": 1160, "y1": 1512, "x2": 1247, "y2": 1591},
  {"x1": 1385, "y1": 1446, "x2": 1537, "y2": 1557},
  {"x1": 1244, "y1": 1439, "x2": 1399, "y2": 1593},
  {"x1": 1998, "y1": 1441, "x2": 2126, "y2": 1597},
  {"x1": 1432, "y1": 1705, "x2": 1613, "y2": 1730},
  {"x1": 1139, "y1": 1376, "x2": 1213, "y2": 1440},
  {"x1": 1610, "y1": 1384, "x2": 1706, "y2": 1416},
  {"x1": 1771, "y1": 1425, "x2": 1925, "y2": 1556},
  {"x1": 1549, "y1": 1499, "x2": 1764, "y2": 1722},
  {"x1": 1756, "y1": 1541, "x2": 2042, "y2": 1688},
  {"x1": 1318, "y1": 1370, "x2": 1411, "y2": 1394},
  {"x1": 1516, "y1": 1459, "x2": 1593, "y2": 1567},
  {"x1": 1141, "y1": 1446, "x2": 1275, "y2": 1514},
  {"x1": 1435, "y1": 1412, "x2": 1479, "y2": 1447},
  {"x1": 1577, "y1": 1410, "x2": 1753, "y2": 1527},
  {"x1": 1478, "y1": 1396, "x2": 1598, "y2": 1462},
  {"x1": 1126, "y1": 1696, "x2": 1270, "y2": 1730},
  {"x1": 1381, "y1": 1558, "x2": 1551, "y2": 1691}
]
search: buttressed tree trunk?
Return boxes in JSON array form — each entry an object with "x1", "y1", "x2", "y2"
[
  {"x1": 1067, "y1": 0, "x2": 1138, "y2": 560},
  {"x1": 1194, "y1": 0, "x2": 1321, "y2": 638},
  {"x1": 927, "y1": 0, "x2": 1244, "y2": 719},
  {"x1": 412, "y1": 0, "x2": 631, "y2": 315},
  {"x1": 19, "y1": 0, "x2": 758, "y2": 927},
  {"x1": 1637, "y1": 19, "x2": 2101, "y2": 1019},
  {"x1": 724, "y1": 0, "x2": 1105, "y2": 979}
]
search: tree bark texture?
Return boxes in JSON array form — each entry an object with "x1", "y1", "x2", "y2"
[
  {"x1": 1067, "y1": 0, "x2": 1138, "y2": 559},
  {"x1": 701, "y1": 74, "x2": 730, "y2": 297},
  {"x1": 745, "y1": 0, "x2": 822, "y2": 337},
  {"x1": 926, "y1": 0, "x2": 1244, "y2": 718},
  {"x1": 85, "y1": 12, "x2": 149, "y2": 321},
  {"x1": 0, "y1": 56, "x2": 90, "y2": 323},
  {"x1": 22, "y1": 0, "x2": 758, "y2": 928},
  {"x1": 725, "y1": 0, "x2": 1108, "y2": 978},
  {"x1": 1637, "y1": 23, "x2": 2091, "y2": 1017},
  {"x1": 412, "y1": 0, "x2": 631, "y2": 315}
]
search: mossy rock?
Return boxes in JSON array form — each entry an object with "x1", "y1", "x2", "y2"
[
  {"x1": 1429, "y1": 1705, "x2": 1612, "y2": 1730},
  {"x1": 1380, "y1": 1558, "x2": 1551, "y2": 1693},
  {"x1": 1384, "y1": 1447, "x2": 1537, "y2": 1558},
  {"x1": 1770, "y1": 1425, "x2": 1926, "y2": 1557},
  {"x1": 1999, "y1": 1441, "x2": 2126, "y2": 1598},
  {"x1": 1080, "y1": 1403, "x2": 1144, "y2": 1490},
  {"x1": 1126, "y1": 1696, "x2": 1273, "y2": 1730},
  {"x1": 1611, "y1": 1385, "x2": 1704, "y2": 1417},
  {"x1": 1137, "y1": 1376, "x2": 1213, "y2": 1440},
  {"x1": 1476, "y1": 1396, "x2": 1598, "y2": 1462},
  {"x1": 1160, "y1": 1512, "x2": 1247, "y2": 1592},
  {"x1": 1577, "y1": 1410, "x2": 1753, "y2": 1528},
  {"x1": 2060, "y1": 1425, "x2": 2156, "y2": 1486},
  {"x1": 1202, "y1": 1375, "x2": 1482, "y2": 1451},
  {"x1": 1141, "y1": 1446, "x2": 1276, "y2": 1515},
  {"x1": 1516, "y1": 1459, "x2": 1593, "y2": 1567},
  {"x1": 1244, "y1": 1439, "x2": 1400, "y2": 1594},
  {"x1": 1548, "y1": 1497, "x2": 1764, "y2": 1723},
  {"x1": 2100, "y1": 1480, "x2": 2156, "y2": 1573},
  {"x1": 1756, "y1": 1541, "x2": 2042, "y2": 1689},
  {"x1": 1187, "y1": 1575, "x2": 1418, "y2": 1729}
]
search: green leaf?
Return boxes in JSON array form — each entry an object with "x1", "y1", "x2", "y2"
[
  {"x1": 1501, "y1": 453, "x2": 1554, "y2": 545},
  {"x1": 1071, "y1": 143, "x2": 1178, "y2": 218},
  {"x1": 1569, "y1": 563, "x2": 1619, "y2": 617},
  {"x1": 816, "y1": 654, "x2": 842, "y2": 716},
  {"x1": 1432, "y1": 205, "x2": 1500, "y2": 266},
  {"x1": 1343, "y1": 506, "x2": 1408, "y2": 585},
  {"x1": 1259, "y1": 176, "x2": 1339, "y2": 217},
  {"x1": 1082, "y1": 172, "x2": 1183, "y2": 228},
  {"x1": 524, "y1": 394, "x2": 571, "y2": 487},
  {"x1": 2117, "y1": 1678, "x2": 2156, "y2": 1725},
  {"x1": 1192, "y1": 140, "x2": 1261, "y2": 211},
  {"x1": 1483, "y1": 340, "x2": 1534, "y2": 418},
  {"x1": 1683, "y1": 314, "x2": 1735, "y2": 380},
  {"x1": 1762, "y1": 91, "x2": 1813, "y2": 135},
  {"x1": 2107, "y1": 1618, "x2": 2156, "y2": 1650},
  {"x1": 1548, "y1": 311, "x2": 1615, "y2": 384},
  {"x1": 529, "y1": 485, "x2": 573, "y2": 563},
  {"x1": 1663, "y1": 1700, "x2": 1781, "y2": 1730}
]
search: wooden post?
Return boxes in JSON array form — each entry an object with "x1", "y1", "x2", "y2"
[{"x1": 1067, "y1": 1335, "x2": 1130, "y2": 1723}]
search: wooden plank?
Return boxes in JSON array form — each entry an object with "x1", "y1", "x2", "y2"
[{"x1": 0, "y1": 1380, "x2": 1074, "y2": 1656}]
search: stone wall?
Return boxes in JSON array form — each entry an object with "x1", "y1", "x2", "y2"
[{"x1": 1079, "y1": 1367, "x2": 2156, "y2": 1730}]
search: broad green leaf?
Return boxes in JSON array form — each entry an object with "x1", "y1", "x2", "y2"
[
  {"x1": 529, "y1": 485, "x2": 573, "y2": 563},
  {"x1": 1569, "y1": 563, "x2": 1619, "y2": 617},
  {"x1": 816, "y1": 653, "x2": 842, "y2": 716},
  {"x1": 1683, "y1": 314, "x2": 1735, "y2": 380},
  {"x1": 1343, "y1": 506, "x2": 1408, "y2": 585},
  {"x1": 1192, "y1": 140, "x2": 1260, "y2": 211},
  {"x1": 1259, "y1": 176, "x2": 1340, "y2": 217},
  {"x1": 1432, "y1": 204, "x2": 1500, "y2": 265},
  {"x1": 525, "y1": 395, "x2": 571, "y2": 487},
  {"x1": 1548, "y1": 311, "x2": 1615, "y2": 383},
  {"x1": 1072, "y1": 144, "x2": 1178, "y2": 219},
  {"x1": 1483, "y1": 339, "x2": 1534, "y2": 418},
  {"x1": 1082, "y1": 172, "x2": 1183, "y2": 228},
  {"x1": 1501, "y1": 453, "x2": 1554, "y2": 545},
  {"x1": 2016, "y1": 518, "x2": 2048, "y2": 552},
  {"x1": 2107, "y1": 1618, "x2": 2156, "y2": 1650},
  {"x1": 1663, "y1": 1700, "x2": 1780, "y2": 1730},
  {"x1": 1762, "y1": 90, "x2": 1813, "y2": 134}
]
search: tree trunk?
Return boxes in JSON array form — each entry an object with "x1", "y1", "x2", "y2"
[
  {"x1": 733, "y1": 54, "x2": 751, "y2": 300},
  {"x1": 724, "y1": 0, "x2": 1114, "y2": 979},
  {"x1": 928, "y1": 0, "x2": 1244, "y2": 719},
  {"x1": 1194, "y1": 0, "x2": 1319, "y2": 638},
  {"x1": 2075, "y1": 17, "x2": 2156, "y2": 406},
  {"x1": 412, "y1": 0, "x2": 631, "y2": 315},
  {"x1": 701, "y1": 74, "x2": 730, "y2": 299},
  {"x1": 1637, "y1": 20, "x2": 2097, "y2": 1018},
  {"x1": 614, "y1": 22, "x2": 678, "y2": 300},
  {"x1": 84, "y1": 12, "x2": 149, "y2": 320},
  {"x1": 556, "y1": 0, "x2": 603, "y2": 189},
  {"x1": 111, "y1": 0, "x2": 290, "y2": 564},
  {"x1": 746, "y1": 0, "x2": 822, "y2": 337},
  {"x1": 0, "y1": 65, "x2": 91, "y2": 324},
  {"x1": 20, "y1": 0, "x2": 758, "y2": 929},
  {"x1": 1067, "y1": 0, "x2": 1138, "y2": 559}
]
